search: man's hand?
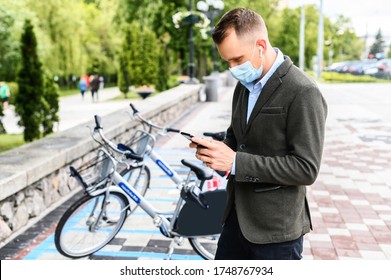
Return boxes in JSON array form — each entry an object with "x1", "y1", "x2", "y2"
[{"x1": 189, "y1": 137, "x2": 235, "y2": 172}]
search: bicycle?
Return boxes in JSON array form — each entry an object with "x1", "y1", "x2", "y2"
[{"x1": 54, "y1": 108, "x2": 227, "y2": 260}]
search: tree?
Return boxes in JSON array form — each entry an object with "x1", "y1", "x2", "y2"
[
  {"x1": 29, "y1": 0, "x2": 120, "y2": 85},
  {"x1": 117, "y1": 25, "x2": 132, "y2": 98},
  {"x1": 41, "y1": 70, "x2": 59, "y2": 136},
  {"x1": 273, "y1": 7, "x2": 301, "y2": 65},
  {"x1": 128, "y1": 21, "x2": 143, "y2": 87},
  {"x1": 15, "y1": 20, "x2": 44, "y2": 142},
  {"x1": 140, "y1": 28, "x2": 159, "y2": 86},
  {"x1": 369, "y1": 29, "x2": 385, "y2": 58},
  {"x1": 126, "y1": 21, "x2": 160, "y2": 87},
  {"x1": 156, "y1": 48, "x2": 169, "y2": 91},
  {"x1": 327, "y1": 15, "x2": 363, "y2": 62},
  {"x1": 0, "y1": 7, "x2": 20, "y2": 82},
  {"x1": 0, "y1": 97, "x2": 4, "y2": 134}
]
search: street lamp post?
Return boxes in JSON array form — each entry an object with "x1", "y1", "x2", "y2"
[
  {"x1": 299, "y1": 4, "x2": 305, "y2": 70},
  {"x1": 197, "y1": 0, "x2": 224, "y2": 74},
  {"x1": 316, "y1": 0, "x2": 324, "y2": 79},
  {"x1": 186, "y1": 0, "x2": 199, "y2": 84}
]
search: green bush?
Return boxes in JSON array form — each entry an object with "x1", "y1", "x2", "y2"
[
  {"x1": 3, "y1": 82, "x2": 18, "y2": 105},
  {"x1": 321, "y1": 72, "x2": 381, "y2": 83}
]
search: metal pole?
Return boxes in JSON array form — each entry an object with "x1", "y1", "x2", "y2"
[
  {"x1": 187, "y1": 0, "x2": 198, "y2": 84},
  {"x1": 299, "y1": 4, "x2": 305, "y2": 70},
  {"x1": 316, "y1": 0, "x2": 324, "y2": 79},
  {"x1": 210, "y1": 17, "x2": 219, "y2": 73}
]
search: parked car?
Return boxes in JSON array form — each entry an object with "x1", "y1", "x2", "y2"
[
  {"x1": 348, "y1": 59, "x2": 378, "y2": 75},
  {"x1": 374, "y1": 58, "x2": 391, "y2": 79},
  {"x1": 324, "y1": 61, "x2": 349, "y2": 72}
]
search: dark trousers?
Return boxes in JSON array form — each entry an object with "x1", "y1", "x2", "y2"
[{"x1": 215, "y1": 209, "x2": 304, "y2": 260}]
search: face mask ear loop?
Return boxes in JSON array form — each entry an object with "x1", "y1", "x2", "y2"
[
  {"x1": 249, "y1": 44, "x2": 257, "y2": 63},
  {"x1": 259, "y1": 47, "x2": 264, "y2": 68}
]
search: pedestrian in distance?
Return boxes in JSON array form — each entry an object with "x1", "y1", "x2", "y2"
[
  {"x1": 78, "y1": 77, "x2": 88, "y2": 99},
  {"x1": 0, "y1": 81, "x2": 11, "y2": 110},
  {"x1": 98, "y1": 75, "x2": 104, "y2": 90},
  {"x1": 190, "y1": 8, "x2": 327, "y2": 260},
  {"x1": 89, "y1": 74, "x2": 100, "y2": 102}
]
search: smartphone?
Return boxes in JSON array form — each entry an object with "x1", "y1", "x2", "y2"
[
  {"x1": 180, "y1": 132, "x2": 194, "y2": 141},
  {"x1": 181, "y1": 132, "x2": 207, "y2": 148}
]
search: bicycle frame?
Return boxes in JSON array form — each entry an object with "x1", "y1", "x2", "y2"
[
  {"x1": 110, "y1": 161, "x2": 194, "y2": 238},
  {"x1": 147, "y1": 147, "x2": 183, "y2": 184},
  {"x1": 91, "y1": 112, "x2": 225, "y2": 236}
]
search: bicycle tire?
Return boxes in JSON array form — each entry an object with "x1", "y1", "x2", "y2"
[
  {"x1": 188, "y1": 234, "x2": 220, "y2": 260},
  {"x1": 120, "y1": 165, "x2": 150, "y2": 213},
  {"x1": 55, "y1": 191, "x2": 128, "y2": 258}
]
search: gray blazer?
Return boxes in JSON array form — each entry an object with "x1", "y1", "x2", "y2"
[{"x1": 223, "y1": 56, "x2": 327, "y2": 244}]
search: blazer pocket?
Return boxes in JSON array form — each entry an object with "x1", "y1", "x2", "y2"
[
  {"x1": 260, "y1": 107, "x2": 284, "y2": 115},
  {"x1": 254, "y1": 183, "x2": 286, "y2": 193}
]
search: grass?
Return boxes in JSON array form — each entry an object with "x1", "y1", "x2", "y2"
[
  {"x1": 59, "y1": 88, "x2": 79, "y2": 97},
  {"x1": 0, "y1": 133, "x2": 25, "y2": 153}
]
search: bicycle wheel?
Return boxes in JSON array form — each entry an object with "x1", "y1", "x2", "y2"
[
  {"x1": 188, "y1": 234, "x2": 220, "y2": 260},
  {"x1": 120, "y1": 165, "x2": 150, "y2": 213},
  {"x1": 55, "y1": 191, "x2": 128, "y2": 258}
]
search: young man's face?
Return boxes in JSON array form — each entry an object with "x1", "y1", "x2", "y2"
[{"x1": 216, "y1": 28, "x2": 263, "y2": 70}]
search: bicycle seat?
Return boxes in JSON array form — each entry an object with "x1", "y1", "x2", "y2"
[{"x1": 181, "y1": 159, "x2": 213, "y2": 181}]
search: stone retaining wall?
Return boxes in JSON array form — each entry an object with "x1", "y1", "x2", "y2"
[{"x1": 0, "y1": 84, "x2": 202, "y2": 244}]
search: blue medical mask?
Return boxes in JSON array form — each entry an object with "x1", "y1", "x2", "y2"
[{"x1": 229, "y1": 46, "x2": 263, "y2": 84}]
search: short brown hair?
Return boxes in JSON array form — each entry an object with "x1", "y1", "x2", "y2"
[{"x1": 212, "y1": 8, "x2": 266, "y2": 44}]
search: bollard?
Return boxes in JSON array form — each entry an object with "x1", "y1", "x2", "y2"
[{"x1": 203, "y1": 75, "x2": 219, "y2": 102}]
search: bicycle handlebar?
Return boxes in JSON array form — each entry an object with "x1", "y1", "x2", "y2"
[
  {"x1": 93, "y1": 115, "x2": 144, "y2": 162},
  {"x1": 128, "y1": 104, "x2": 228, "y2": 177},
  {"x1": 129, "y1": 103, "x2": 180, "y2": 134},
  {"x1": 129, "y1": 103, "x2": 139, "y2": 114},
  {"x1": 166, "y1": 128, "x2": 180, "y2": 133}
]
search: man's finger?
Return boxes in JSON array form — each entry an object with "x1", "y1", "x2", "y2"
[{"x1": 191, "y1": 137, "x2": 213, "y2": 148}]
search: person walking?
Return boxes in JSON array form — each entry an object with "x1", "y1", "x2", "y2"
[
  {"x1": 190, "y1": 8, "x2": 327, "y2": 260},
  {"x1": 0, "y1": 81, "x2": 10, "y2": 110},
  {"x1": 98, "y1": 75, "x2": 104, "y2": 90},
  {"x1": 89, "y1": 74, "x2": 100, "y2": 102},
  {"x1": 78, "y1": 77, "x2": 88, "y2": 99}
]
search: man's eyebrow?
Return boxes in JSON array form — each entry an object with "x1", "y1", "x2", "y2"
[{"x1": 226, "y1": 55, "x2": 243, "y2": 62}]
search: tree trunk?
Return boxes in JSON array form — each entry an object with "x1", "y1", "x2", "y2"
[{"x1": 0, "y1": 119, "x2": 6, "y2": 134}]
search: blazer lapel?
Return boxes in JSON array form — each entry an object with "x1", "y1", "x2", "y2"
[
  {"x1": 245, "y1": 57, "x2": 293, "y2": 134},
  {"x1": 239, "y1": 86, "x2": 249, "y2": 134}
]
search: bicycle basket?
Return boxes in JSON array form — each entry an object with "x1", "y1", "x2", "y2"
[
  {"x1": 126, "y1": 129, "x2": 155, "y2": 157},
  {"x1": 70, "y1": 148, "x2": 115, "y2": 192}
]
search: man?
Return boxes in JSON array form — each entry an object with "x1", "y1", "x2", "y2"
[{"x1": 190, "y1": 8, "x2": 327, "y2": 260}]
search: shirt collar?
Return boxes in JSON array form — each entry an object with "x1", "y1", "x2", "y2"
[{"x1": 242, "y1": 48, "x2": 284, "y2": 91}]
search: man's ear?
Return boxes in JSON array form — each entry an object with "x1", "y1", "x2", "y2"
[{"x1": 255, "y1": 39, "x2": 266, "y2": 53}]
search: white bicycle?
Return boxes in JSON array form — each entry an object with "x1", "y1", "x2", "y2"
[{"x1": 54, "y1": 111, "x2": 227, "y2": 260}]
